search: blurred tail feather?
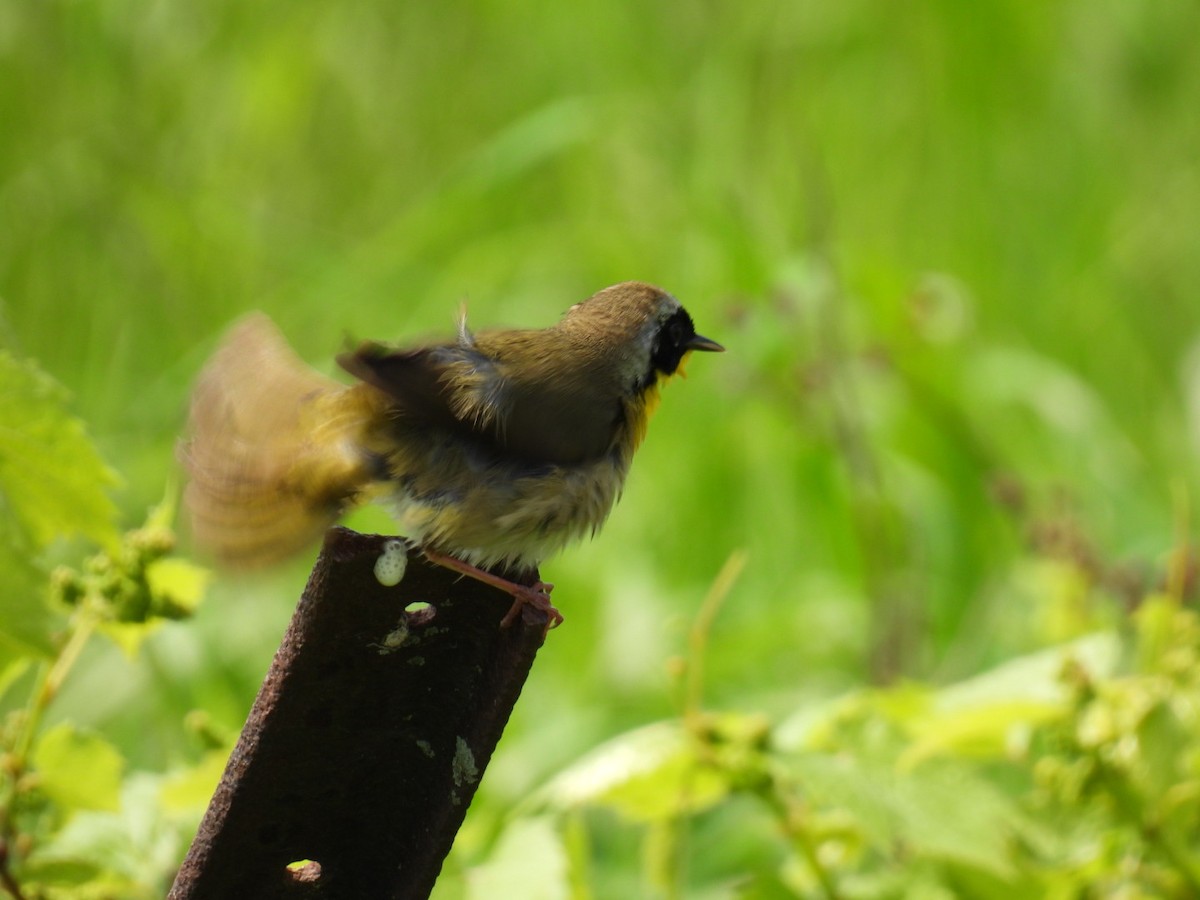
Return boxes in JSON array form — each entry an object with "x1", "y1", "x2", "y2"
[{"x1": 181, "y1": 313, "x2": 376, "y2": 567}]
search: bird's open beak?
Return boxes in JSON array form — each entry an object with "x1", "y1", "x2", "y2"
[{"x1": 686, "y1": 333, "x2": 725, "y2": 353}]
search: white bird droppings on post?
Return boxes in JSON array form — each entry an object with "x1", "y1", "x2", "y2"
[{"x1": 373, "y1": 540, "x2": 408, "y2": 586}]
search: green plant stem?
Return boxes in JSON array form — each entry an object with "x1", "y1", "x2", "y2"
[
  {"x1": 0, "y1": 854, "x2": 30, "y2": 900},
  {"x1": 668, "y1": 552, "x2": 747, "y2": 897},
  {"x1": 0, "y1": 606, "x2": 99, "y2": 898},
  {"x1": 758, "y1": 781, "x2": 841, "y2": 900},
  {"x1": 1157, "y1": 832, "x2": 1200, "y2": 893},
  {"x1": 14, "y1": 610, "x2": 98, "y2": 766},
  {"x1": 1092, "y1": 754, "x2": 1200, "y2": 892},
  {"x1": 684, "y1": 549, "x2": 747, "y2": 722}
]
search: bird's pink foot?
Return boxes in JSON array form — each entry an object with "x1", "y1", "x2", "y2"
[{"x1": 421, "y1": 547, "x2": 562, "y2": 630}]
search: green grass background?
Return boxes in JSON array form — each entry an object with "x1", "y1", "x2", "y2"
[{"x1": 3, "y1": 0, "x2": 1200, "y2": 889}]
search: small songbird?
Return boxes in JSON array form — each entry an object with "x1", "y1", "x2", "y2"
[{"x1": 182, "y1": 281, "x2": 722, "y2": 627}]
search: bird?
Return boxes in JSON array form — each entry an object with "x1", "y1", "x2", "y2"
[{"x1": 181, "y1": 281, "x2": 723, "y2": 628}]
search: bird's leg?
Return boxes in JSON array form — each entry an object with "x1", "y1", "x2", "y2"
[{"x1": 421, "y1": 547, "x2": 562, "y2": 630}]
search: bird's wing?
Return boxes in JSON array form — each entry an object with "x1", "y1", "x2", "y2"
[
  {"x1": 337, "y1": 336, "x2": 621, "y2": 465},
  {"x1": 338, "y1": 341, "x2": 498, "y2": 431}
]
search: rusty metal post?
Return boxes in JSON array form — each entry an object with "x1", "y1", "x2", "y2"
[{"x1": 168, "y1": 527, "x2": 548, "y2": 899}]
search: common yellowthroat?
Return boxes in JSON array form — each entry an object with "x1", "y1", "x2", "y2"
[{"x1": 182, "y1": 281, "x2": 722, "y2": 627}]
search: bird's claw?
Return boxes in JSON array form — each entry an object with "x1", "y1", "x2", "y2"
[{"x1": 500, "y1": 583, "x2": 562, "y2": 631}]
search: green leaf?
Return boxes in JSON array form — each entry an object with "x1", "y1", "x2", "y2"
[
  {"x1": 898, "y1": 634, "x2": 1120, "y2": 768},
  {"x1": 533, "y1": 721, "x2": 730, "y2": 822},
  {"x1": 889, "y1": 763, "x2": 1023, "y2": 878},
  {"x1": 1133, "y1": 697, "x2": 1190, "y2": 802},
  {"x1": 0, "y1": 535, "x2": 55, "y2": 657},
  {"x1": 33, "y1": 722, "x2": 125, "y2": 812},
  {"x1": 560, "y1": 812, "x2": 594, "y2": 900},
  {"x1": 98, "y1": 621, "x2": 165, "y2": 660},
  {"x1": 159, "y1": 750, "x2": 228, "y2": 813},
  {"x1": 146, "y1": 556, "x2": 211, "y2": 616},
  {"x1": 25, "y1": 773, "x2": 183, "y2": 896},
  {"x1": 0, "y1": 351, "x2": 119, "y2": 550},
  {"x1": 935, "y1": 633, "x2": 1119, "y2": 710},
  {"x1": 12, "y1": 857, "x2": 107, "y2": 892},
  {"x1": 898, "y1": 700, "x2": 1061, "y2": 769},
  {"x1": 1132, "y1": 594, "x2": 1184, "y2": 674},
  {"x1": 0, "y1": 655, "x2": 32, "y2": 702},
  {"x1": 466, "y1": 817, "x2": 570, "y2": 900},
  {"x1": 785, "y1": 753, "x2": 1025, "y2": 879},
  {"x1": 786, "y1": 752, "x2": 899, "y2": 848}
]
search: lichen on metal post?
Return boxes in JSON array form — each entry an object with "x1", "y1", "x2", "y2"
[{"x1": 168, "y1": 527, "x2": 549, "y2": 899}]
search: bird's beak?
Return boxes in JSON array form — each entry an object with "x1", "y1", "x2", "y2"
[{"x1": 685, "y1": 333, "x2": 725, "y2": 353}]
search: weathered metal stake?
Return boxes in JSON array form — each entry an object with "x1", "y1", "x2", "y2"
[{"x1": 168, "y1": 527, "x2": 548, "y2": 899}]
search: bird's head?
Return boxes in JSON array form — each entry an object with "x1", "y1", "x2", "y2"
[{"x1": 559, "y1": 282, "x2": 724, "y2": 397}]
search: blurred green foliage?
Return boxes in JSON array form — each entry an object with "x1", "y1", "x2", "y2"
[
  {"x1": 490, "y1": 595, "x2": 1200, "y2": 898},
  {"x1": 0, "y1": 354, "x2": 206, "y2": 897},
  {"x1": 2, "y1": 0, "x2": 1200, "y2": 895}
]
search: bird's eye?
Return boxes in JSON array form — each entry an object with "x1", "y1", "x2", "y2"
[
  {"x1": 668, "y1": 320, "x2": 686, "y2": 347},
  {"x1": 648, "y1": 309, "x2": 695, "y2": 379}
]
